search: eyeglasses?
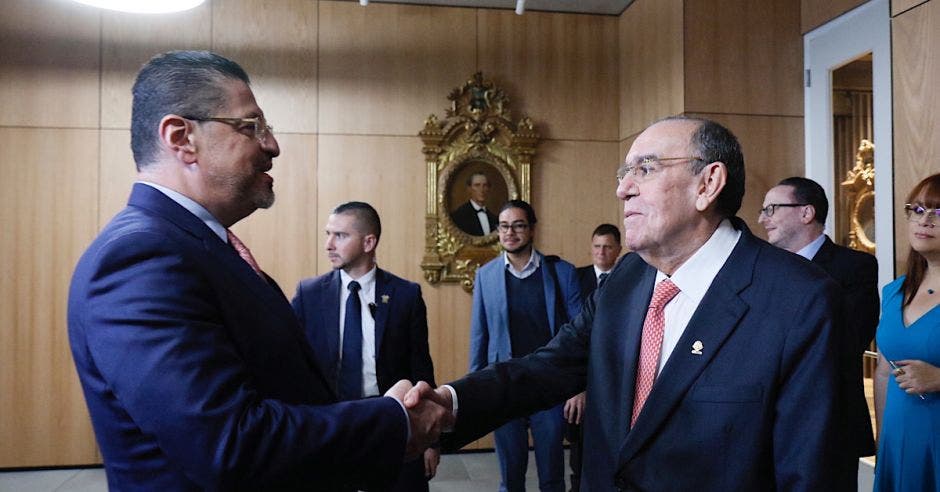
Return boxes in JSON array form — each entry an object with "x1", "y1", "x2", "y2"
[
  {"x1": 187, "y1": 115, "x2": 273, "y2": 143},
  {"x1": 758, "y1": 203, "x2": 808, "y2": 218},
  {"x1": 497, "y1": 222, "x2": 530, "y2": 233},
  {"x1": 904, "y1": 204, "x2": 940, "y2": 224},
  {"x1": 616, "y1": 156, "x2": 704, "y2": 183}
]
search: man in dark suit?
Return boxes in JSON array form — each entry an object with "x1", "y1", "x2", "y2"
[
  {"x1": 567, "y1": 223, "x2": 621, "y2": 491},
  {"x1": 451, "y1": 171, "x2": 499, "y2": 235},
  {"x1": 291, "y1": 201, "x2": 439, "y2": 491},
  {"x1": 409, "y1": 117, "x2": 842, "y2": 490},
  {"x1": 67, "y1": 51, "x2": 446, "y2": 491},
  {"x1": 759, "y1": 176, "x2": 878, "y2": 490}
]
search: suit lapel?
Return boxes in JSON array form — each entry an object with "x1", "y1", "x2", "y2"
[
  {"x1": 613, "y1": 264, "x2": 657, "y2": 425},
  {"x1": 321, "y1": 271, "x2": 342, "y2": 380},
  {"x1": 618, "y1": 227, "x2": 758, "y2": 466},
  {"x1": 374, "y1": 269, "x2": 392, "y2": 358}
]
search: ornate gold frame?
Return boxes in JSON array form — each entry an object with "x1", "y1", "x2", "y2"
[
  {"x1": 419, "y1": 73, "x2": 539, "y2": 291},
  {"x1": 840, "y1": 139, "x2": 875, "y2": 253}
]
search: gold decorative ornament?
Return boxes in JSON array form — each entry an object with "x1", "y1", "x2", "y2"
[
  {"x1": 840, "y1": 139, "x2": 875, "y2": 253},
  {"x1": 419, "y1": 73, "x2": 539, "y2": 292}
]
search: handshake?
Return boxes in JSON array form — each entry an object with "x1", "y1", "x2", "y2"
[{"x1": 385, "y1": 380, "x2": 456, "y2": 460}]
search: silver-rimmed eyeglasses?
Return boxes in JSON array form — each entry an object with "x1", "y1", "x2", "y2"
[
  {"x1": 616, "y1": 156, "x2": 704, "y2": 183},
  {"x1": 758, "y1": 203, "x2": 808, "y2": 218},
  {"x1": 905, "y1": 204, "x2": 940, "y2": 224},
  {"x1": 187, "y1": 115, "x2": 274, "y2": 143}
]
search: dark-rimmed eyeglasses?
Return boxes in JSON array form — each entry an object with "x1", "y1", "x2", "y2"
[
  {"x1": 616, "y1": 156, "x2": 704, "y2": 183},
  {"x1": 758, "y1": 203, "x2": 808, "y2": 218},
  {"x1": 497, "y1": 222, "x2": 530, "y2": 234},
  {"x1": 186, "y1": 115, "x2": 273, "y2": 143},
  {"x1": 905, "y1": 204, "x2": 940, "y2": 224}
]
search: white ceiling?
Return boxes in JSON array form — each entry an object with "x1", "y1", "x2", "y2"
[{"x1": 359, "y1": 0, "x2": 634, "y2": 16}]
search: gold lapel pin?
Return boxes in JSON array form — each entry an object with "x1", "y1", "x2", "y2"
[
  {"x1": 691, "y1": 340, "x2": 703, "y2": 355},
  {"x1": 381, "y1": 294, "x2": 390, "y2": 304}
]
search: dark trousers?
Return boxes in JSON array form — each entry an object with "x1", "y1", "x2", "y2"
[{"x1": 566, "y1": 421, "x2": 583, "y2": 492}]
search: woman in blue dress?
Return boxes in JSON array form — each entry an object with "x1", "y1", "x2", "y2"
[{"x1": 875, "y1": 172, "x2": 940, "y2": 491}]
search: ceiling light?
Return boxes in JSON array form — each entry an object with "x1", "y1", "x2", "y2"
[
  {"x1": 515, "y1": 0, "x2": 525, "y2": 15},
  {"x1": 71, "y1": 0, "x2": 206, "y2": 14}
]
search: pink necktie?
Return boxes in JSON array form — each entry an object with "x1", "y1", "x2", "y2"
[
  {"x1": 631, "y1": 278, "x2": 680, "y2": 427},
  {"x1": 226, "y1": 229, "x2": 264, "y2": 278}
]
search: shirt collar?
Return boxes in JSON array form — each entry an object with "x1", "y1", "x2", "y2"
[
  {"x1": 340, "y1": 265, "x2": 377, "y2": 295},
  {"x1": 593, "y1": 264, "x2": 612, "y2": 279},
  {"x1": 504, "y1": 249, "x2": 541, "y2": 279},
  {"x1": 655, "y1": 219, "x2": 741, "y2": 305},
  {"x1": 796, "y1": 233, "x2": 827, "y2": 260},
  {"x1": 470, "y1": 199, "x2": 486, "y2": 211},
  {"x1": 138, "y1": 181, "x2": 228, "y2": 243}
]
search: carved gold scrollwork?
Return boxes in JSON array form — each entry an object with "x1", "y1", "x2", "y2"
[
  {"x1": 840, "y1": 139, "x2": 875, "y2": 254},
  {"x1": 420, "y1": 73, "x2": 539, "y2": 292}
]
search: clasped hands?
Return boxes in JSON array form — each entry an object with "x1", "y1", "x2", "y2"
[{"x1": 384, "y1": 380, "x2": 455, "y2": 460}]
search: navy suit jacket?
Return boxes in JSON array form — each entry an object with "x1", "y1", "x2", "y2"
[
  {"x1": 445, "y1": 219, "x2": 841, "y2": 491},
  {"x1": 576, "y1": 265, "x2": 600, "y2": 304},
  {"x1": 469, "y1": 252, "x2": 582, "y2": 372},
  {"x1": 291, "y1": 268, "x2": 436, "y2": 395},
  {"x1": 68, "y1": 184, "x2": 407, "y2": 491},
  {"x1": 812, "y1": 236, "x2": 878, "y2": 457}
]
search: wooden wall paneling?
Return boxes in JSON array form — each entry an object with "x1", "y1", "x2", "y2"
[
  {"x1": 318, "y1": 2, "x2": 477, "y2": 136},
  {"x1": 531, "y1": 140, "x2": 622, "y2": 266},
  {"x1": 213, "y1": 0, "x2": 318, "y2": 134},
  {"x1": 891, "y1": 0, "x2": 940, "y2": 275},
  {"x1": 893, "y1": 0, "x2": 930, "y2": 16},
  {"x1": 684, "y1": 0, "x2": 803, "y2": 117},
  {"x1": 618, "y1": 0, "x2": 684, "y2": 139},
  {"x1": 478, "y1": 10, "x2": 620, "y2": 141},
  {"x1": 0, "y1": 0, "x2": 100, "y2": 128},
  {"x1": 100, "y1": 3, "x2": 212, "y2": 129},
  {"x1": 98, "y1": 130, "x2": 137, "y2": 228},
  {"x1": 801, "y1": 0, "x2": 868, "y2": 33},
  {"x1": 0, "y1": 128, "x2": 100, "y2": 467},
  {"x1": 232, "y1": 134, "x2": 319, "y2": 298},
  {"x1": 686, "y1": 113, "x2": 804, "y2": 238}
]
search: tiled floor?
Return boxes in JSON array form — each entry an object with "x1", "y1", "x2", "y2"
[
  {"x1": 0, "y1": 451, "x2": 875, "y2": 491},
  {"x1": 0, "y1": 451, "x2": 560, "y2": 492}
]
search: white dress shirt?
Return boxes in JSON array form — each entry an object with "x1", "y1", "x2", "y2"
[
  {"x1": 654, "y1": 219, "x2": 741, "y2": 373},
  {"x1": 593, "y1": 265, "x2": 612, "y2": 285},
  {"x1": 470, "y1": 199, "x2": 491, "y2": 235},
  {"x1": 795, "y1": 233, "x2": 826, "y2": 260},
  {"x1": 339, "y1": 266, "x2": 380, "y2": 397}
]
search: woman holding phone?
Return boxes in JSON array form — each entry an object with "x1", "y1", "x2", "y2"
[{"x1": 874, "y1": 172, "x2": 940, "y2": 491}]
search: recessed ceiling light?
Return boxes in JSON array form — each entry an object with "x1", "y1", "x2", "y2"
[{"x1": 71, "y1": 0, "x2": 206, "y2": 14}]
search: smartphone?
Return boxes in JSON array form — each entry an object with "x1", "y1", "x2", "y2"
[{"x1": 888, "y1": 359, "x2": 927, "y2": 400}]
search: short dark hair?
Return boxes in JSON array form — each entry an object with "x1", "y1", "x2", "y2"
[
  {"x1": 332, "y1": 201, "x2": 382, "y2": 242},
  {"x1": 661, "y1": 116, "x2": 746, "y2": 218},
  {"x1": 592, "y1": 223, "x2": 621, "y2": 244},
  {"x1": 131, "y1": 50, "x2": 250, "y2": 169},
  {"x1": 466, "y1": 171, "x2": 488, "y2": 187},
  {"x1": 777, "y1": 176, "x2": 828, "y2": 225},
  {"x1": 499, "y1": 199, "x2": 537, "y2": 225}
]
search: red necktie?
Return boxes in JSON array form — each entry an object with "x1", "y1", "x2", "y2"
[
  {"x1": 631, "y1": 278, "x2": 680, "y2": 427},
  {"x1": 226, "y1": 229, "x2": 264, "y2": 278}
]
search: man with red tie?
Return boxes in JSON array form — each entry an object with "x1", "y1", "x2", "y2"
[{"x1": 409, "y1": 117, "x2": 841, "y2": 490}]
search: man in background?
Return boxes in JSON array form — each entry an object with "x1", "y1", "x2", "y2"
[
  {"x1": 759, "y1": 176, "x2": 878, "y2": 490},
  {"x1": 469, "y1": 199, "x2": 582, "y2": 492},
  {"x1": 451, "y1": 171, "x2": 499, "y2": 235},
  {"x1": 567, "y1": 222, "x2": 622, "y2": 491},
  {"x1": 67, "y1": 50, "x2": 445, "y2": 491},
  {"x1": 292, "y1": 201, "x2": 440, "y2": 491}
]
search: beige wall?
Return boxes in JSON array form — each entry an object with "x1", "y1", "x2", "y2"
[
  {"x1": 3, "y1": 0, "x2": 925, "y2": 468},
  {"x1": 0, "y1": 0, "x2": 620, "y2": 465},
  {"x1": 892, "y1": 0, "x2": 940, "y2": 275}
]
